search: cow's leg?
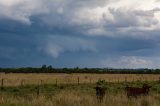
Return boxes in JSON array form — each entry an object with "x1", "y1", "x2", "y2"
[
  {"x1": 127, "y1": 92, "x2": 130, "y2": 98},
  {"x1": 97, "y1": 96, "x2": 101, "y2": 103}
]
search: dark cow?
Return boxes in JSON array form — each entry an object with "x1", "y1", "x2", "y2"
[
  {"x1": 125, "y1": 84, "x2": 151, "y2": 98},
  {"x1": 95, "y1": 86, "x2": 106, "y2": 102}
]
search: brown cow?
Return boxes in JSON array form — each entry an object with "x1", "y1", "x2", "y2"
[
  {"x1": 125, "y1": 84, "x2": 151, "y2": 98},
  {"x1": 95, "y1": 86, "x2": 106, "y2": 102}
]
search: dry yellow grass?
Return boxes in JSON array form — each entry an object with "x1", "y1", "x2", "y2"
[
  {"x1": 0, "y1": 73, "x2": 160, "y2": 86},
  {"x1": 0, "y1": 73, "x2": 159, "y2": 106},
  {"x1": 0, "y1": 90, "x2": 159, "y2": 106}
]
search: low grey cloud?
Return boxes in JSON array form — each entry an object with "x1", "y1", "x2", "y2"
[
  {"x1": 100, "y1": 56, "x2": 153, "y2": 69},
  {"x1": 39, "y1": 35, "x2": 98, "y2": 58}
]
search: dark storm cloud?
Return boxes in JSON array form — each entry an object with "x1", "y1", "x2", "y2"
[{"x1": 0, "y1": 0, "x2": 160, "y2": 68}]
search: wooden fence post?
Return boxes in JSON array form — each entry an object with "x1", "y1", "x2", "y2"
[
  {"x1": 145, "y1": 78, "x2": 147, "y2": 82},
  {"x1": 37, "y1": 84, "x2": 40, "y2": 97},
  {"x1": 139, "y1": 77, "x2": 142, "y2": 82},
  {"x1": 21, "y1": 80, "x2": 24, "y2": 87},
  {"x1": 90, "y1": 78, "x2": 92, "y2": 84},
  {"x1": 55, "y1": 79, "x2": 58, "y2": 86},
  {"x1": 1, "y1": 78, "x2": 4, "y2": 89},
  {"x1": 40, "y1": 80, "x2": 43, "y2": 86},
  {"x1": 125, "y1": 77, "x2": 127, "y2": 82},
  {"x1": 77, "y1": 77, "x2": 80, "y2": 85},
  {"x1": 67, "y1": 78, "x2": 69, "y2": 84}
]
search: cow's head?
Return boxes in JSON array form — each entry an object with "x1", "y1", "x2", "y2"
[{"x1": 142, "y1": 84, "x2": 151, "y2": 91}]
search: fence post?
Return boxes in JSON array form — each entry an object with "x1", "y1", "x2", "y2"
[
  {"x1": 55, "y1": 79, "x2": 58, "y2": 86},
  {"x1": 1, "y1": 78, "x2": 4, "y2": 89},
  {"x1": 40, "y1": 80, "x2": 43, "y2": 86},
  {"x1": 37, "y1": 84, "x2": 40, "y2": 97},
  {"x1": 67, "y1": 78, "x2": 69, "y2": 84},
  {"x1": 125, "y1": 77, "x2": 127, "y2": 82},
  {"x1": 90, "y1": 78, "x2": 92, "y2": 84},
  {"x1": 77, "y1": 77, "x2": 79, "y2": 85},
  {"x1": 139, "y1": 77, "x2": 142, "y2": 82},
  {"x1": 21, "y1": 80, "x2": 24, "y2": 87},
  {"x1": 145, "y1": 78, "x2": 147, "y2": 82}
]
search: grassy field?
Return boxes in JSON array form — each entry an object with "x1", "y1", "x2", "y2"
[
  {"x1": 0, "y1": 73, "x2": 160, "y2": 86},
  {"x1": 0, "y1": 90, "x2": 160, "y2": 106},
  {"x1": 0, "y1": 73, "x2": 160, "y2": 106},
  {"x1": 0, "y1": 82, "x2": 160, "y2": 106}
]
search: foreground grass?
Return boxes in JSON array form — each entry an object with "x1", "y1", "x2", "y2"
[
  {"x1": 0, "y1": 91, "x2": 160, "y2": 106},
  {"x1": 0, "y1": 81, "x2": 160, "y2": 106}
]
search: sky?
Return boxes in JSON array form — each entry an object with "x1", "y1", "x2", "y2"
[{"x1": 0, "y1": 0, "x2": 160, "y2": 68}]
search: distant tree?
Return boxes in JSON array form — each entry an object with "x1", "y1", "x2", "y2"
[
  {"x1": 48, "y1": 65, "x2": 53, "y2": 71},
  {"x1": 42, "y1": 65, "x2": 47, "y2": 69}
]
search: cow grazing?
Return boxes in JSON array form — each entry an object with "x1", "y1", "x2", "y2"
[
  {"x1": 95, "y1": 86, "x2": 106, "y2": 102},
  {"x1": 125, "y1": 84, "x2": 151, "y2": 98}
]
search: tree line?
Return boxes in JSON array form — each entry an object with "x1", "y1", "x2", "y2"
[{"x1": 0, "y1": 65, "x2": 160, "y2": 74}]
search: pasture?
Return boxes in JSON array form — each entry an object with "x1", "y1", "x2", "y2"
[
  {"x1": 0, "y1": 73, "x2": 160, "y2": 106},
  {"x1": 0, "y1": 73, "x2": 160, "y2": 86}
]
